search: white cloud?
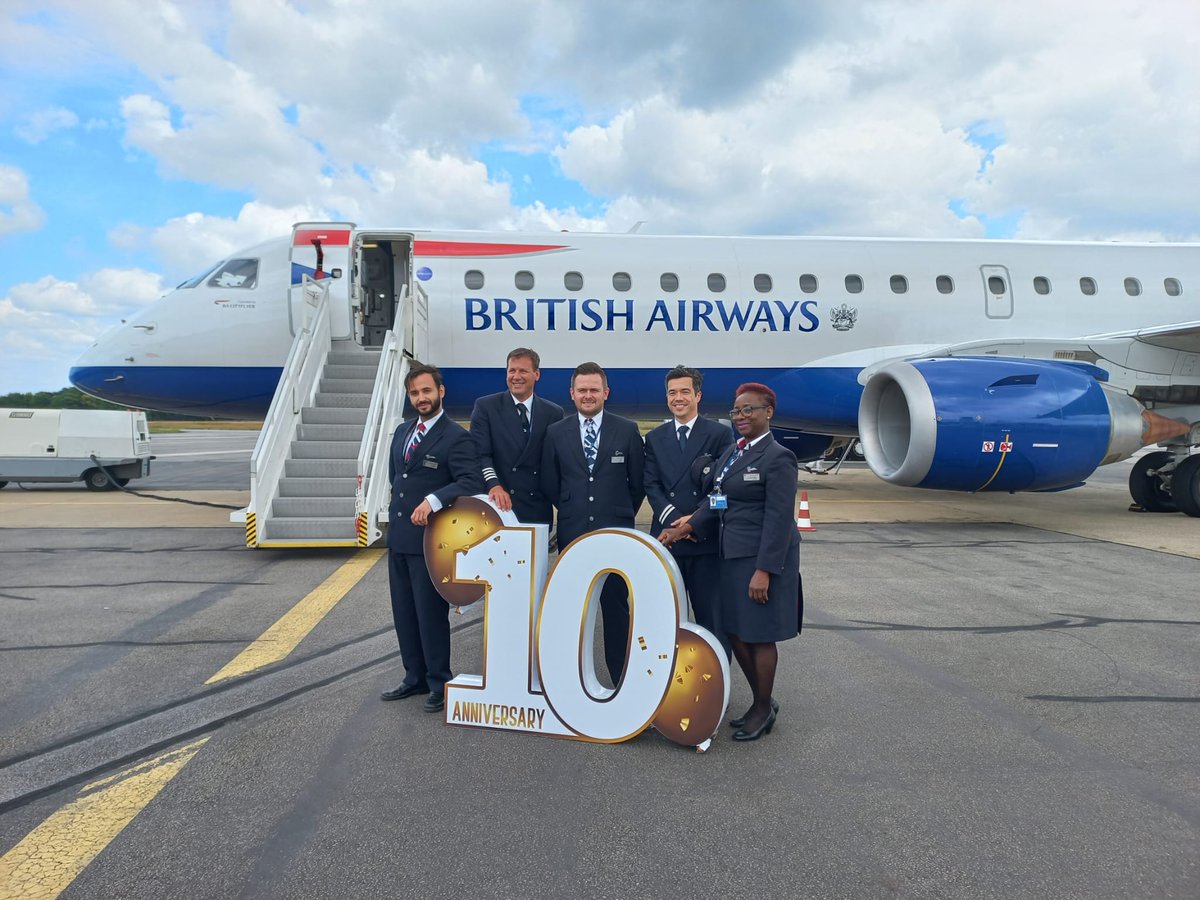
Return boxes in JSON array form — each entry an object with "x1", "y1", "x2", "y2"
[
  {"x1": 15, "y1": 106, "x2": 80, "y2": 143},
  {"x1": 6, "y1": 269, "x2": 164, "y2": 317},
  {"x1": 0, "y1": 165, "x2": 45, "y2": 236}
]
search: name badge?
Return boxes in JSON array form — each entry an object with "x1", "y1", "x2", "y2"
[
  {"x1": 708, "y1": 493, "x2": 728, "y2": 509},
  {"x1": 422, "y1": 458, "x2": 440, "y2": 469},
  {"x1": 611, "y1": 454, "x2": 625, "y2": 464},
  {"x1": 742, "y1": 472, "x2": 760, "y2": 482}
]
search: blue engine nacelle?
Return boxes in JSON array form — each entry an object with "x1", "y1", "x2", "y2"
[{"x1": 857, "y1": 357, "x2": 1148, "y2": 492}]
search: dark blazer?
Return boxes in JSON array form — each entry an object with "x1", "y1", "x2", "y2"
[
  {"x1": 469, "y1": 391, "x2": 565, "y2": 524},
  {"x1": 541, "y1": 412, "x2": 646, "y2": 549},
  {"x1": 644, "y1": 416, "x2": 735, "y2": 556},
  {"x1": 387, "y1": 416, "x2": 483, "y2": 554},
  {"x1": 689, "y1": 433, "x2": 798, "y2": 572}
]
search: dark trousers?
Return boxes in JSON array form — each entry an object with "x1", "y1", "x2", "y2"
[
  {"x1": 677, "y1": 553, "x2": 730, "y2": 658},
  {"x1": 388, "y1": 550, "x2": 452, "y2": 693},
  {"x1": 599, "y1": 574, "x2": 630, "y2": 685}
]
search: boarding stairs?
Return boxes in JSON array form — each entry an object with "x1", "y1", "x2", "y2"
[{"x1": 237, "y1": 274, "x2": 420, "y2": 548}]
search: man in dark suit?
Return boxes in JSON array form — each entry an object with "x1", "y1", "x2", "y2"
[
  {"x1": 541, "y1": 361, "x2": 645, "y2": 685},
  {"x1": 469, "y1": 347, "x2": 565, "y2": 524},
  {"x1": 381, "y1": 362, "x2": 482, "y2": 712},
  {"x1": 644, "y1": 365, "x2": 735, "y2": 656}
]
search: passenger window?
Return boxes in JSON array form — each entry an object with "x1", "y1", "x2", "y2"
[
  {"x1": 613, "y1": 272, "x2": 632, "y2": 291},
  {"x1": 464, "y1": 270, "x2": 485, "y2": 290},
  {"x1": 845, "y1": 275, "x2": 863, "y2": 294},
  {"x1": 207, "y1": 258, "x2": 258, "y2": 289},
  {"x1": 890, "y1": 275, "x2": 908, "y2": 294},
  {"x1": 987, "y1": 275, "x2": 1007, "y2": 295},
  {"x1": 1124, "y1": 277, "x2": 1142, "y2": 296},
  {"x1": 799, "y1": 274, "x2": 818, "y2": 293},
  {"x1": 707, "y1": 273, "x2": 726, "y2": 293},
  {"x1": 564, "y1": 271, "x2": 583, "y2": 291},
  {"x1": 660, "y1": 273, "x2": 679, "y2": 292},
  {"x1": 1080, "y1": 277, "x2": 1097, "y2": 296},
  {"x1": 753, "y1": 273, "x2": 772, "y2": 293},
  {"x1": 936, "y1": 275, "x2": 954, "y2": 294},
  {"x1": 1033, "y1": 276, "x2": 1051, "y2": 295},
  {"x1": 515, "y1": 270, "x2": 535, "y2": 291},
  {"x1": 1164, "y1": 277, "x2": 1182, "y2": 297}
]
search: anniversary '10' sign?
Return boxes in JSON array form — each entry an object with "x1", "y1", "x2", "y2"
[{"x1": 424, "y1": 496, "x2": 730, "y2": 751}]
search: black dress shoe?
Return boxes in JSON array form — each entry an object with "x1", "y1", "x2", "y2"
[
  {"x1": 380, "y1": 682, "x2": 429, "y2": 702},
  {"x1": 733, "y1": 708, "x2": 777, "y2": 742},
  {"x1": 422, "y1": 693, "x2": 445, "y2": 713},
  {"x1": 729, "y1": 698, "x2": 779, "y2": 729}
]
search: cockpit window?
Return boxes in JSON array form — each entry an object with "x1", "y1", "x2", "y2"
[
  {"x1": 206, "y1": 258, "x2": 259, "y2": 289},
  {"x1": 177, "y1": 260, "x2": 225, "y2": 289}
]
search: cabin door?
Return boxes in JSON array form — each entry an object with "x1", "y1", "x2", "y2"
[{"x1": 354, "y1": 236, "x2": 413, "y2": 347}]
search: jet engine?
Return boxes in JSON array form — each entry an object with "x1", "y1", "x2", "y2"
[{"x1": 857, "y1": 357, "x2": 1153, "y2": 492}]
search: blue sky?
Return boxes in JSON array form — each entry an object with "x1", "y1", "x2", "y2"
[{"x1": 1, "y1": 0, "x2": 1197, "y2": 392}]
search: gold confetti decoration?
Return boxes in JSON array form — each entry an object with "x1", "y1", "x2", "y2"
[
  {"x1": 652, "y1": 628, "x2": 726, "y2": 748},
  {"x1": 423, "y1": 497, "x2": 505, "y2": 606},
  {"x1": 638, "y1": 636, "x2": 648, "y2": 651},
  {"x1": 658, "y1": 653, "x2": 668, "y2": 660},
  {"x1": 438, "y1": 542, "x2": 448, "y2": 549}
]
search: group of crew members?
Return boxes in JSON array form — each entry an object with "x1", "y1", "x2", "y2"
[{"x1": 380, "y1": 348, "x2": 802, "y2": 742}]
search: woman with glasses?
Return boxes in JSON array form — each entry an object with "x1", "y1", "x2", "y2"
[{"x1": 658, "y1": 382, "x2": 801, "y2": 741}]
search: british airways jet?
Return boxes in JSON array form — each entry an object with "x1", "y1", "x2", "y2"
[{"x1": 71, "y1": 225, "x2": 1200, "y2": 516}]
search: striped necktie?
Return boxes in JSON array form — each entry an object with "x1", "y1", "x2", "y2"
[
  {"x1": 405, "y1": 422, "x2": 426, "y2": 463},
  {"x1": 584, "y1": 418, "x2": 598, "y2": 471}
]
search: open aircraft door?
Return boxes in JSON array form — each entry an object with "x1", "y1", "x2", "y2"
[
  {"x1": 289, "y1": 222, "x2": 354, "y2": 338},
  {"x1": 352, "y1": 232, "x2": 423, "y2": 356}
]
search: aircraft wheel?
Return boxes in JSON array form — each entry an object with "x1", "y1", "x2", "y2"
[
  {"x1": 0, "y1": 481, "x2": 7, "y2": 489},
  {"x1": 1128, "y1": 451, "x2": 1176, "y2": 512},
  {"x1": 84, "y1": 468, "x2": 116, "y2": 491},
  {"x1": 1171, "y1": 455, "x2": 1200, "y2": 518}
]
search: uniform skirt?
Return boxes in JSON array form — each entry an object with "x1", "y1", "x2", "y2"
[{"x1": 719, "y1": 540, "x2": 802, "y2": 643}]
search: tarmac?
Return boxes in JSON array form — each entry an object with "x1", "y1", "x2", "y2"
[{"x1": 0, "y1": 431, "x2": 1197, "y2": 899}]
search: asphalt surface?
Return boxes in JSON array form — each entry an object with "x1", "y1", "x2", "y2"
[{"x1": 1, "y1": 432, "x2": 1197, "y2": 899}]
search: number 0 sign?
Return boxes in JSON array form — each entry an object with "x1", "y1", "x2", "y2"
[{"x1": 424, "y1": 497, "x2": 730, "y2": 751}]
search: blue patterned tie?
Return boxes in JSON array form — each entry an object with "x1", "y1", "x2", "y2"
[
  {"x1": 405, "y1": 422, "x2": 426, "y2": 463},
  {"x1": 584, "y1": 418, "x2": 598, "y2": 471}
]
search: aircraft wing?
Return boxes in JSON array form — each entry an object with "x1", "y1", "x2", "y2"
[{"x1": 1084, "y1": 319, "x2": 1200, "y2": 354}]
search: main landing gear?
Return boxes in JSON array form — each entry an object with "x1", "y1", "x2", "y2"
[{"x1": 1128, "y1": 447, "x2": 1200, "y2": 517}]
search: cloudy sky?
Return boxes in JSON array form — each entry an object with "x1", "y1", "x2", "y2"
[{"x1": 1, "y1": 0, "x2": 1197, "y2": 392}]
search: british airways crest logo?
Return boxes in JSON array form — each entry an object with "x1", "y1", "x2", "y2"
[{"x1": 830, "y1": 304, "x2": 858, "y2": 332}]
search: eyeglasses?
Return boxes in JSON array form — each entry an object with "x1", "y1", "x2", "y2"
[{"x1": 728, "y1": 405, "x2": 769, "y2": 418}]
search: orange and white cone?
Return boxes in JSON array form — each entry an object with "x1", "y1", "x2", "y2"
[{"x1": 795, "y1": 490, "x2": 816, "y2": 532}]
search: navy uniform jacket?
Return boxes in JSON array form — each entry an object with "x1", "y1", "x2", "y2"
[
  {"x1": 541, "y1": 413, "x2": 646, "y2": 549},
  {"x1": 469, "y1": 391, "x2": 565, "y2": 523},
  {"x1": 644, "y1": 416, "x2": 735, "y2": 556},
  {"x1": 387, "y1": 416, "x2": 483, "y2": 554},
  {"x1": 689, "y1": 433, "x2": 798, "y2": 571}
]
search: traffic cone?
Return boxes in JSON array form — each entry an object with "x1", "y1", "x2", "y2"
[{"x1": 795, "y1": 490, "x2": 816, "y2": 532}]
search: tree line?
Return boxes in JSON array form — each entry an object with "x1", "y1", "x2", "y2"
[{"x1": 0, "y1": 387, "x2": 209, "y2": 421}]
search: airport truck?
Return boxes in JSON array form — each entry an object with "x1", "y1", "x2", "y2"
[{"x1": 0, "y1": 408, "x2": 152, "y2": 490}]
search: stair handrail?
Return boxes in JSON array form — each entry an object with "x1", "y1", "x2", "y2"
[
  {"x1": 247, "y1": 275, "x2": 333, "y2": 540},
  {"x1": 355, "y1": 328, "x2": 409, "y2": 546}
]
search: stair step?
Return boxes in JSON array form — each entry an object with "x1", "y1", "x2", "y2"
[
  {"x1": 297, "y1": 423, "x2": 365, "y2": 442},
  {"x1": 261, "y1": 517, "x2": 358, "y2": 541},
  {"x1": 277, "y1": 476, "x2": 358, "y2": 497},
  {"x1": 291, "y1": 440, "x2": 359, "y2": 459},
  {"x1": 273, "y1": 497, "x2": 356, "y2": 517},
  {"x1": 319, "y1": 378, "x2": 375, "y2": 394},
  {"x1": 323, "y1": 364, "x2": 379, "y2": 381},
  {"x1": 314, "y1": 392, "x2": 372, "y2": 408},
  {"x1": 301, "y1": 407, "x2": 369, "y2": 425},
  {"x1": 327, "y1": 349, "x2": 382, "y2": 366},
  {"x1": 285, "y1": 458, "x2": 357, "y2": 478}
]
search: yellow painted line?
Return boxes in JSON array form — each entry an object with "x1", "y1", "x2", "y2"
[
  {"x1": 0, "y1": 738, "x2": 208, "y2": 900},
  {"x1": 975, "y1": 432, "x2": 1011, "y2": 492},
  {"x1": 206, "y1": 549, "x2": 385, "y2": 684}
]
